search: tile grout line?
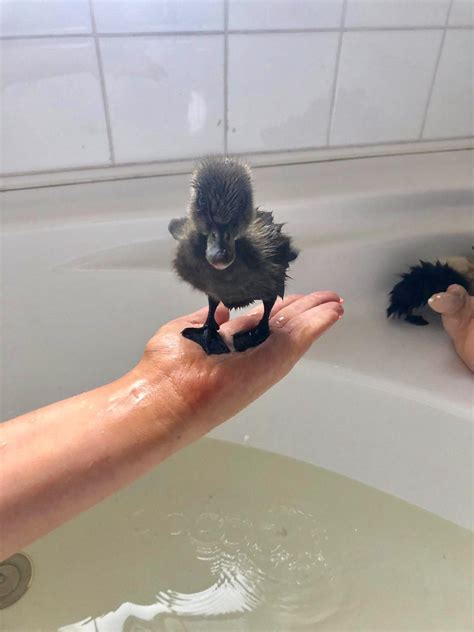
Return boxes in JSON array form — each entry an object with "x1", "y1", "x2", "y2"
[
  {"x1": 3, "y1": 137, "x2": 472, "y2": 180},
  {"x1": 2, "y1": 144, "x2": 472, "y2": 192},
  {"x1": 223, "y1": 0, "x2": 229, "y2": 155},
  {"x1": 1, "y1": 25, "x2": 473, "y2": 41},
  {"x1": 88, "y1": 0, "x2": 116, "y2": 164},
  {"x1": 326, "y1": 0, "x2": 347, "y2": 146},
  {"x1": 419, "y1": 0, "x2": 454, "y2": 140}
]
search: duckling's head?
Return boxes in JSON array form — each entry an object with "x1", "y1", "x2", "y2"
[{"x1": 190, "y1": 157, "x2": 254, "y2": 270}]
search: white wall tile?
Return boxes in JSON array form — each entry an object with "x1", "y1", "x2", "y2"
[
  {"x1": 100, "y1": 36, "x2": 224, "y2": 163},
  {"x1": 92, "y1": 0, "x2": 224, "y2": 33},
  {"x1": 228, "y1": 33, "x2": 338, "y2": 153},
  {"x1": 0, "y1": 0, "x2": 91, "y2": 36},
  {"x1": 345, "y1": 0, "x2": 450, "y2": 28},
  {"x1": 0, "y1": 38, "x2": 109, "y2": 174},
  {"x1": 228, "y1": 0, "x2": 343, "y2": 30},
  {"x1": 424, "y1": 30, "x2": 473, "y2": 138},
  {"x1": 448, "y1": 1, "x2": 474, "y2": 26},
  {"x1": 330, "y1": 31, "x2": 442, "y2": 146}
]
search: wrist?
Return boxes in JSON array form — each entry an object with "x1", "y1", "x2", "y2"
[{"x1": 120, "y1": 362, "x2": 191, "y2": 440}]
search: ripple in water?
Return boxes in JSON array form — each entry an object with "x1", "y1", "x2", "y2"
[{"x1": 70, "y1": 503, "x2": 344, "y2": 631}]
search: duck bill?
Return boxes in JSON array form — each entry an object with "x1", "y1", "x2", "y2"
[{"x1": 206, "y1": 231, "x2": 235, "y2": 270}]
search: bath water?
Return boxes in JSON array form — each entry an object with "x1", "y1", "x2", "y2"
[{"x1": 6, "y1": 439, "x2": 472, "y2": 631}]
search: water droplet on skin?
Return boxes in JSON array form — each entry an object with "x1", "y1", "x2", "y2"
[{"x1": 274, "y1": 315, "x2": 286, "y2": 327}]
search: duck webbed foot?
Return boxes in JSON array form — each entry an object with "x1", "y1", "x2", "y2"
[
  {"x1": 233, "y1": 298, "x2": 275, "y2": 352},
  {"x1": 182, "y1": 325, "x2": 230, "y2": 355},
  {"x1": 181, "y1": 296, "x2": 230, "y2": 355}
]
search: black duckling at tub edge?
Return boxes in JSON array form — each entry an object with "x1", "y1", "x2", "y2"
[
  {"x1": 386, "y1": 256, "x2": 474, "y2": 326},
  {"x1": 169, "y1": 156, "x2": 299, "y2": 355}
]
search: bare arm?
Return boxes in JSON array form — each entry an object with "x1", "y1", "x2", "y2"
[{"x1": 0, "y1": 292, "x2": 343, "y2": 559}]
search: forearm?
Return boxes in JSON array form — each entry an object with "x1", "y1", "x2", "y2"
[
  {"x1": 0, "y1": 368, "x2": 183, "y2": 560},
  {"x1": 0, "y1": 292, "x2": 343, "y2": 559}
]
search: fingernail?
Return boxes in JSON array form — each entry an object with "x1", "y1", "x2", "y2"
[
  {"x1": 339, "y1": 297, "x2": 344, "y2": 304},
  {"x1": 428, "y1": 291, "x2": 462, "y2": 313}
]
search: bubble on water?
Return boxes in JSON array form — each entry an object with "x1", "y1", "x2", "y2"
[
  {"x1": 193, "y1": 512, "x2": 224, "y2": 543},
  {"x1": 165, "y1": 513, "x2": 189, "y2": 537},
  {"x1": 133, "y1": 527, "x2": 151, "y2": 536},
  {"x1": 222, "y1": 515, "x2": 249, "y2": 547}
]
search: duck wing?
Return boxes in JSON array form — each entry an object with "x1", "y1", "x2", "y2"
[
  {"x1": 168, "y1": 217, "x2": 188, "y2": 240},
  {"x1": 251, "y1": 209, "x2": 299, "y2": 264}
]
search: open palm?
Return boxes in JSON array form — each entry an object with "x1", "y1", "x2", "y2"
[{"x1": 139, "y1": 292, "x2": 344, "y2": 440}]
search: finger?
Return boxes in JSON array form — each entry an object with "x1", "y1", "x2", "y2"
[
  {"x1": 221, "y1": 292, "x2": 341, "y2": 338},
  {"x1": 214, "y1": 304, "x2": 231, "y2": 326},
  {"x1": 270, "y1": 291, "x2": 341, "y2": 327},
  {"x1": 430, "y1": 285, "x2": 472, "y2": 345},
  {"x1": 270, "y1": 294, "x2": 304, "y2": 317},
  {"x1": 238, "y1": 302, "x2": 343, "y2": 376},
  {"x1": 285, "y1": 301, "x2": 343, "y2": 349},
  {"x1": 220, "y1": 308, "x2": 263, "y2": 338},
  {"x1": 221, "y1": 294, "x2": 309, "y2": 338},
  {"x1": 428, "y1": 284, "x2": 468, "y2": 315},
  {"x1": 218, "y1": 295, "x2": 300, "y2": 338},
  {"x1": 176, "y1": 303, "x2": 230, "y2": 327}
]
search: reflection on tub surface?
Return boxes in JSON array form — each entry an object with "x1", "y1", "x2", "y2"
[{"x1": 6, "y1": 439, "x2": 472, "y2": 631}]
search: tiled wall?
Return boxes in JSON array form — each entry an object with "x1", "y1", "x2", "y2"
[{"x1": 1, "y1": 0, "x2": 473, "y2": 177}]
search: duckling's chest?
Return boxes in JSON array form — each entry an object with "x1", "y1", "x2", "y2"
[{"x1": 175, "y1": 236, "x2": 280, "y2": 306}]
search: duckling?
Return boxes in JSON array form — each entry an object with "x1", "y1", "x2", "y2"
[
  {"x1": 386, "y1": 257, "x2": 474, "y2": 325},
  {"x1": 169, "y1": 156, "x2": 298, "y2": 355}
]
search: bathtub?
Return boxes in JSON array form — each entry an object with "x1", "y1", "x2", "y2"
[
  {"x1": 2, "y1": 149, "x2": 472, "y2": 523},
  {"x1": 1, "y1": 150, "x2": 473, "y2": 628}
]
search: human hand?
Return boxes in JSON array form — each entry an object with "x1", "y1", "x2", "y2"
[
  {"x1": 428, "y1": 284, "x2": 474, "y2": 372},
  {"x1": 0, "y1": 292, "x2": 342, "y2": 559},
  {"x1": 134, "y1": 292, "x2": 343, "y2": 443}
]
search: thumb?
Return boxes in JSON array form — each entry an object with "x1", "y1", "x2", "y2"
[
  {"x1": 429, "y1": 284, "x2": 472, "y2": 347},
  {"x1": 428, "y1": 284, "x2": 468, "y2": 316}
]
